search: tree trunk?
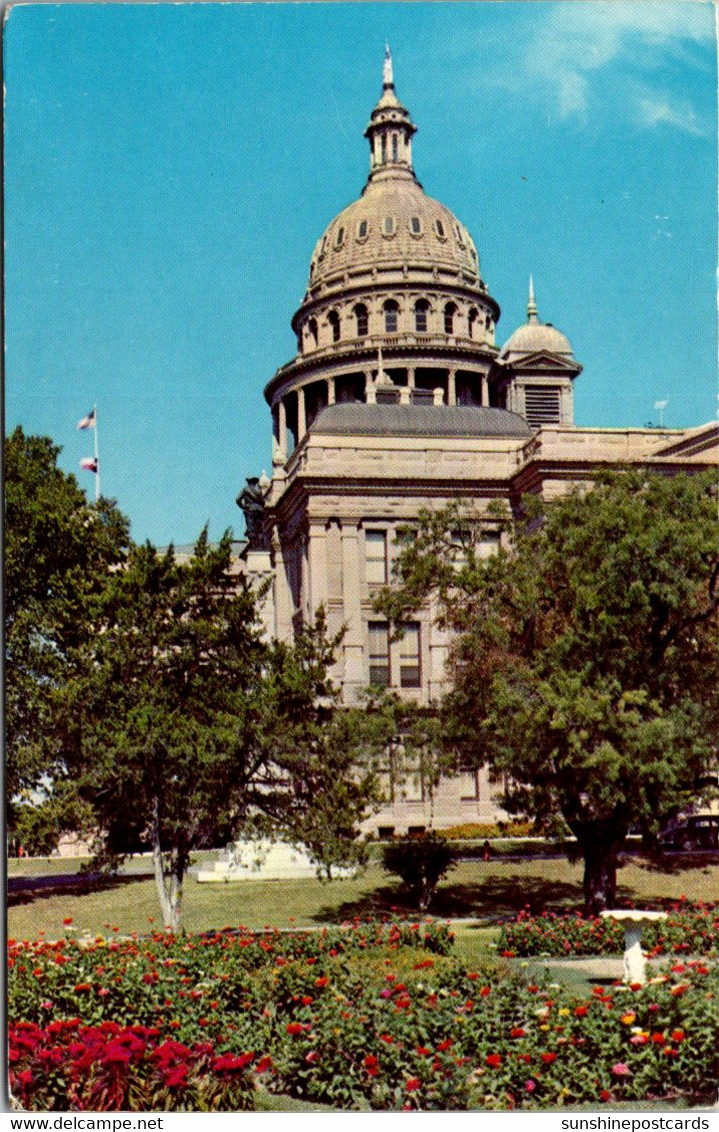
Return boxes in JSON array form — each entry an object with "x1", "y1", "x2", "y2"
[
  {"x1": 582, "y1": 845, "x2": 617, "y2": 916},
  {"x1": 151, "y1": 794, "x2": 182, "y2": 933}
]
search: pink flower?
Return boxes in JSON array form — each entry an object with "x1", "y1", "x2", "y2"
[
  {"x1": 611, "y1": 1063, "x2": 630, "y2": 1077},
  {"x1": 525, "y1": 1079, "x2": 536, "y2": 1093}
]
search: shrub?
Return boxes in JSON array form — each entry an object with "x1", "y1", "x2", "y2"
[{"x1": 382, "y1": 833, "x2": 456, "y2": 912}]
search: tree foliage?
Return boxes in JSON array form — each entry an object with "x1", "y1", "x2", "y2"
[
  {"x1": 5, "y1": 427, "x2": 130, "y2": 817},
  {"x1": 376, "y1": 471, "x2": 719, "y2": 913},
  {"x1": 61, "y1": 531, "x2": 381, "y2": 930}
]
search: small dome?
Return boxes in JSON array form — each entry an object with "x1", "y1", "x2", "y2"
[{"x1": 500, "y1": 278, "x2": 574, "y2": 360}]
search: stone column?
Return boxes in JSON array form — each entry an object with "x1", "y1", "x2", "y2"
[
  {"x1": 481, "y1": 373, "x2": 489, "y2": 407},
  {"x1": 297, "y1": 387, "x2": 306, "y2": 442},
  {"x1": 447, "y1": 369, "x2": 456, "y2": 406},
  {"x1": 327, "y1": 375, "x2": 336, "y2": 405},
  {"x1": 278, "y1": 398, "x2": 288, "y2": 454},
  {"x1": 271, "y1": 530, "x2": 294, "y2": 645},
  {"x1": 365, "y1": 371, "x2": 377, "y2": 404},
  {"x1": 306, "y1": 522, "x2": 328, "y2": 617},
  {"x1": 407, "y1": 366, "x2": 416, "y2": 389},
  {"x1": 340, "y1": 523, "x2": 365, "y2": 704},
  {"x1": 561, "y1": 384, "x2": 573, "y2": 426}
]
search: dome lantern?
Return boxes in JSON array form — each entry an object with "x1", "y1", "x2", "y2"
[{"x1": 364, "y1": 46, "x2": 418, "y2": 182}]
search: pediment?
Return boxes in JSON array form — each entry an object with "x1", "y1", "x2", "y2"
[{"x1": 499, "y1": 351, "x2": 581, "y2": 375}]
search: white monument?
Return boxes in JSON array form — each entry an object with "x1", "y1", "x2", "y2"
[
  {"x1": 196, "y1": 839, "x2": 356, "y2": 883},
  {"x1": 600, "y1": 909, "x2": 668, "y2": 985}
]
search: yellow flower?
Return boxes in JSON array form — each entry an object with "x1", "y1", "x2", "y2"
[
  {"x1": 558, "y1": 1008, "x2": 570, "y2": 1017},
  {"x1": 539, "y1": 1024, "x2": 549, "y2": 1031},
  {"x1": 621, "y1": 1013, "x2": 636, "y2": 1025}
]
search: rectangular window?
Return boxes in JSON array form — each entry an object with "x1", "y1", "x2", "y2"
[
  {"x1": 399, "y1": 622, "x2": 421, "y2": 688},
  {"x1": 365, "y1": 530, "x2": 388, "y2": 585},
  {"x1": 479, "y1": 529, "x2": 502, "y2": 558},
  {"x1": 524, "y1": 386, "x2": 562, "y2": 427},
  {"x1": 460, "y1": 770, "x2": 481, "y2": 801},
  {"x1": 368, "y1": 622, "x2": 390, "y2": 687}
]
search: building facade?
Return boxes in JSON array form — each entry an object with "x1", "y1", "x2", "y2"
[{"x1": 239, "y1": 51, "x2": 719, "y2": 835}]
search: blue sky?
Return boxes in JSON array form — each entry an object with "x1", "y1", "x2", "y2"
[{"x1": 5, "y1": 2, "x2": 717, "y2": 546}]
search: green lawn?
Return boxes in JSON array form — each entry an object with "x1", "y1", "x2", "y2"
[{"x1": 8, "y1": 853, "x2": 718, "y2": 942}]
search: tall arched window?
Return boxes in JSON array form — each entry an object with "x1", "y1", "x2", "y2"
[
  {"x1": 444, "y1": 303, "x2": 457, "y2": 336},
  {"x1": 354, "y1": 303, "x2": 369, "y2": 338},
  {"x1": 392, "y1": 134, "x2": 399, "y2": 161},
  {"x1": 384, "y1": 300, "x2": 399, "y2": 334},
  {"x1": 468, "y1": 308, "x2": 478, "y2": 340},
  {"x1": 414, "y1": 299, "x2": 430, "y2": 334},
  {"x1": 328, "y1": 310, "x2": 340, "y2": 343},
  {"x1": 308, "y1": 318, "x2": 318, "y2": 348}
]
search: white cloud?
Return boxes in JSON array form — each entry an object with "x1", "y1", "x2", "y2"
[
  {"x1": 636, "y1": 93, "x2": 707, "y2": 136},
  {"x1": 513, "y1": 1, "x2": 714, "y2": 131}
]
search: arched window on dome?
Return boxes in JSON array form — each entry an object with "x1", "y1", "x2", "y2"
[
  {"x1": 392, "y1": 134, "x2": 399, "y2": 162},
  {"x1": 468, "y1": 308, "x2": 479, "y2": 340},
  {"x1": 328, "y1": 310, "x2": 341, "y2": 344},
  {"x1": 357, "y1": 219, "x2": 369, "y2": 240},
  {"x1": 444, "y1": 303, "x2": 457, "y2": 336},
  {"x1": 354, "y1": 304, "x2": 369, "y2": 339},
  {"x1": 384, "y1": 300, "x2": 399, "y2": 334},
  {"x1": 335, "y1": 227, "x2": 345, "y2": 249},
  {"x1": 485, "y1": 314, "x2": 492, "y2": 330},
  {"x1": 410, "y1": 216, "x2": 422, "y2": 236},
  {"x1": 307, "y1": 318, "x2": 318, "y2": 350},
  {"x1": 434, "y1": 219, "x2": 446, "y2": 239},
  {"x1": 381, "y1": 134, "x2": 387, "y2": 165},
  {"x1": 414, "y1": 299, "x2": 430, "y2": 334}
]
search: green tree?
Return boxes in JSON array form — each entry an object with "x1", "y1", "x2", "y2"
[
  {"x1": 62, "y1": 532, "x2": 381, "y2": 931},
  {"x1": 377, "y1": 471, "x2": 719, "y2": 914},
  {"x1": 5, "y1": 427, "x2": 130, "y2": 824}
]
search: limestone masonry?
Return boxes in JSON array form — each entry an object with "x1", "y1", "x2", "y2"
[{"x1": 237, "y1": 50, "x2": 718, "y2": 835}]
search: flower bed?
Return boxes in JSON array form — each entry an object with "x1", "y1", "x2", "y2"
[
  {"x1": 497, "y1": 901, "x2": 719, "y2": 958},
  {"x1": 9, "y1": 1021, "x2": 257, "y2": 1111},
  {"x1": 8, "y1": 917, "x2": 719, "y2": 1111}
]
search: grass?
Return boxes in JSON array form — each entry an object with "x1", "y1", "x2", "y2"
[{"x1": 8, "y1": 853, "x2": 718, "y2": 942}]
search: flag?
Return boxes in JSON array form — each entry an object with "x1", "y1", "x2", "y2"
[
  {"x1": 77, "y1": 408, "x2": 96, "y2": 430},
  {"x1": 80, "y1": 457, "x2": 98, "y2": 473}
]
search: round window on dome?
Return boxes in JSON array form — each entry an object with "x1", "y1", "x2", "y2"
[
  {"x1": 383, "y1": 216, "x2": 397, "y2": 238},
  {"x1": 410, "y1": 216, "x2": 422, "y2": 236},
  {"x1": 434, "y1": 219, "x2": 447, "y2": 240},
  {"x1": 356, "y1": 219, "x2": 369, "y2": 241}
]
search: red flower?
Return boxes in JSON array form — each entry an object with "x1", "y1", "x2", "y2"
[
  {"x1": 301, "y1": 996, "x2": 313, "y2": 1006},
  {"x1": 379, "y1": 1034, "x2": 394, "y2": 1044},
  {"x1": 541, "y1": 1052, "x2": 557, "y2": 1064},
  {"x1": 364, "y1": 1055, "x2": 379, "y2": 1068},
  {"x1": 256, "y1": 1055, "x2": 273, "y2": 1073},
  {"x1": 406, "y1": 1078, "x2": 421, "y2": 1092},
  {"x1": 511, "y1": 1028, "x2": 526, "y2": 1039},
  {"x1": 480, "y1": 986, "x2": 491, "y2": 997},
  {"x1": 286, "y1": 1023, "x2": 303, "y2": 1036},
  {"x1": 305, "y1": 1050, "x2": 319, "y2": 1064},
  {"x1": 213, "y1": 1053, "x2": 254, "y2": 1072},
  {"x1": 73, "y1": 983, "x2": 92, "y2": 993},
  {"x1": 600, "y1": 1090, "x2": 611, "y2": 1103},
  {"x1": 164, "y1": 1066, "x2": 188, "y2": 1088},
  {"x1": 314, "y1": 976, "x2": 329, "y2": 988},
  {"x1": 671, "y1": 1030, "x2": 685, "y2": 1043},
  {"x1": 437, "y1": 1039, "x2": 453, "y2": 1052},
  {"x1": 574, "y1": 1005, "x2": 588, "y2": 1017},
  {"x1": 486, "y1": 1054, "x2": 502, "y2": 1068},
  {"x1": 63, "y1": 918, "x2": 73, "y2": 926}
]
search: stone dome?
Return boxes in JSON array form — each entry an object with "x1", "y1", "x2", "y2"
[
  {"x1": 499, "y1": 278, "x2": 575, "y2": 360},
  {"x1": 308, "y1": 179, "x2": 481, "y2": 293}
]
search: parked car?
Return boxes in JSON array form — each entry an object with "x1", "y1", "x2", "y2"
[{"x1": 659, "y1": 814, "x2": 719, "y2": 852}]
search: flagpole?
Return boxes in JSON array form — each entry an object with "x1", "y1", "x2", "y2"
[{"x1": 93, "y1": 404, "x2": 100, "y2": 503}]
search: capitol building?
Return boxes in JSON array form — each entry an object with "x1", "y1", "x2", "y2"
[{"x1": 238, "y1": 51, "x2": 718, "y2": 835}]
